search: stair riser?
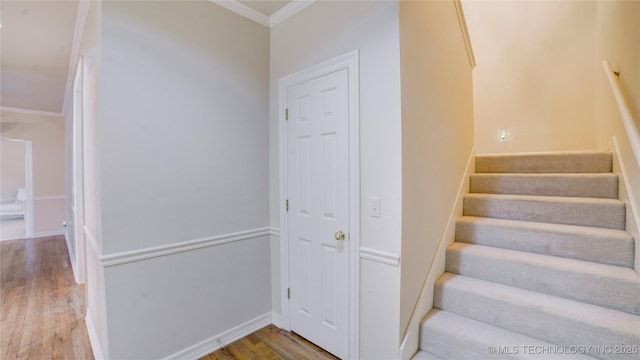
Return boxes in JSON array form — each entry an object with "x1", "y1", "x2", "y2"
[
  {"x1": 419, "y1": 310, "x2": 593, "y2": 360},
  {"x1": 446, "y1": 246, "x2": 640, "y2": 315},
  {"x1": 455, "y1": 218, "x2": 635, "y2": 268},
  {"x1": 476, "y1": 153, "x2": 612, "y2": 173},
  {"x1": 420, "y1": 323, "x2": 522, "y2": 360},
  {"x1": 435, "y1": 279, "x2": 640, "y2": 360},
  {"x1": 470, "y1": 174, "x2": 618, "y2": 199},
  {"x1": 464, "y1": 196, "x2": 626, "y2": 230}
]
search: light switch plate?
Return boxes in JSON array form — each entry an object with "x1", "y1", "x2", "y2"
[{"x1": 370, "y1": 197, "x2": 381, "y2": 218}]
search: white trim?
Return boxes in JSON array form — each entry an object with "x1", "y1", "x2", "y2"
[
  {"x1": 65, "y1": 230, "x2": 81, "y2": 284},
  {"x1": 27, "y1": 230, "x2": 66, "y2": 239},
  {"x1": 102, "y1": 227, "x2": 270, "y2": 267},
  {"x1": 399, "y1": 145, "x2": 476, "y2": 360},
  {"x1": 602, "y1": 60, "x2": 640, "y2": 169},
  {"x1": 208, "y1": 0, "x2": 315, "y2": 28},
  {"x1": 272, "y1": 312, "x2": 283, "y2": 328},
  {"x1": 270, "y1": 0, "x2": 316, "y2": 27},
  {"x1": 612, "y1": 137, "x2": 640, "y2": 269},
  {"x1": 33, "y1": 195, "x2": 66, "y2": 201},
  {"x1": 279, "y1": 49, "x2": 360, "y2": 359},
  {"x1": 163, "y1": 312, "x2": 272, "y2": 360},
  {"x1": 86, "y1": 312, "x2": 105, "y2": 360},
  {"x1": 62, "y1": 1, "x2": 91, "y2": 114},
  {"x1": 0, "y1": 106, "x2": 64, "y2": 118},
  {"x1": 209, "y1": 0, "x2": 270, "y2": 27},
  {"x1": 453, "y1": 0, "x2": 476, "y2": 69},
  {"x1": 84, "y1": 226, "x2": 101, "y2": 258},
  {"x1": 359, "y1": 247, "x2": 400, "y2": 267},
  {"x1": 269, "y1": 227, "x2": 281, "y2": 237},
  {"x1": 82, "y1": 226, "x2": 271, "y2": 267}
]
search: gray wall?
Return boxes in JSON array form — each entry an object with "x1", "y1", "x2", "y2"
[{"x1": 96, "y1": 1, "x2": 271, "y2": 357}]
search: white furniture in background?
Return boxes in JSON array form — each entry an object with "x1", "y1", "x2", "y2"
[{"x1": 1, "y1": 187, "x2": 26, "y2": 219}]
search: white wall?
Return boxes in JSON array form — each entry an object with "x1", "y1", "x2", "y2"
[
  {"x1": 0, "y1": 136, "x2": 26, "y2": 200},
  {"x1": 270, "y1": 1, "x2": 402, "y2": 358},
  {"x1": 398, "y1": 0, "x2": 475, "y2": 353},
  {"x1": 0, "y1": 110, "x2": 65, "y2": 235},
  {"x1": 97, "y1": 1, "x2": 271, "y2": 357},
  {"x1": 464, "y1": 0, "x2": 598, "y2": 154},
  {"x1": 595, "y1": 0, "x2": 640, "y2": 144},
  {"x1": 594, "y1": 0, "x2": 640, "y2": 270}
]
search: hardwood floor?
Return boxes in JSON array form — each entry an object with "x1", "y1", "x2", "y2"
[
  {"x1": 200, "y1": 325, "x2": 339, "y2": 360},
  {"x1": 1, "y1": 236, "x2": 94, "y2": 360}
]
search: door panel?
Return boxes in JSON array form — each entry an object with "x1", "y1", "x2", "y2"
[{"x1": 287, "y1": 68, "x2": 349, "y2": 359}]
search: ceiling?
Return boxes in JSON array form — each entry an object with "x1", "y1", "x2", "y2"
[
  {"x1": 1, "y1": 0, "x2": 79, "y2": 114},
  {"x1": 0, "y1": 1, "x2": 292, "y2": 115}
]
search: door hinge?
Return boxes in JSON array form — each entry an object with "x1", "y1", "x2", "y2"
[
  {"x1": 285, "y1": 108, "x2": 288, "y2": 121},
  {"x1": 285, "y1": 199, "x2": 289, "y2": 212},
  {"x1": 287, "y1": 288, "x2": 290, "y2": 299}
]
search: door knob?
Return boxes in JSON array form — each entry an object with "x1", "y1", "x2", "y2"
[{"x1": 334, "y1": 231, "x2": 346, "y2": 241}]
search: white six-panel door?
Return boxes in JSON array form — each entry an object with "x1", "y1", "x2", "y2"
[{"x1": 287, "y1": 68, "x2": 350, "y2": 359}]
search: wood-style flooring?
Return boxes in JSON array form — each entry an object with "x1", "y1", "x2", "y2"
[
  {"x1": 1, "y1": 236, "x2": 94, "y2": 359},
  {"x1": 1, "y1": 236, "x2": 337, "y2": 360},
  {"x1": 201, "y1": 325, "x2": 339, "y2": 360}
]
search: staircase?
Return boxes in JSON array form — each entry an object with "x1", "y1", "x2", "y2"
[{"x1": 415, "y1": 152, "x2": 640, "y2": 360}]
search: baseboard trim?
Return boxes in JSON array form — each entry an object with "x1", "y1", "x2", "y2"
[
  {"x1": 86, "y1": 312, "x2": 105, "y2": 360},
  {"x1": 101, "y1": 227, "x2": 270, "y2": 268},
  {"x1": 359, "y1": 247, "x2": 400, "y2": 267},
  {"x1": 65, "y1": 231, "x2": 80, "y2": 284},
  {"x1": 27, "y1": 230, "x2": 65, "y2": 239},
  {"x1": 272, "y1": 312, "x2": 283, "y2": 328},
  {"x1": 164, "y1": 312, "x2": 272, "y2": 360}
]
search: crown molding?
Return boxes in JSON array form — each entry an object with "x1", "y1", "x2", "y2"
[
  {"x1": 0, "y1": 106, "x2": 64, "y2": 118},
  {"x1": 210, "y1": 0, "x2": 315, "y2": 28},
  {"x1": 270, "y1": 0, "x2": 316, "y2": 27},
  {"x1": 210, "y1": 0, "x2": 270, "y2": 27}
]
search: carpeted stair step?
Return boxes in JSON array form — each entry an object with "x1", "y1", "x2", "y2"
[
  {"x1": 470, "y1": 173, "x2": 619, "y2": 198},
  {"x1": 463, "y1": 193, "x2": 626, "y2": 230},
  {"x1": 434, "y1": 273, "x2": 640, "y2": 360},
  {"x1": 412, "y1": 350, "x2": 445, "y2": 360},
  {"x1": 476, "y1": 152, "x2": 612, "y2": 173},
  {"x1": 455, "y1": 217, "x2": 634, "y2": 268},
  {"x1": 445, "y1": 243, "x2": 640, "y2": 314},
  {"x1": 417, "y1": 309, "x2": 596, "y2": 360}
]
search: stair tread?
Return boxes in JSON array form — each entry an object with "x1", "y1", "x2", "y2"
[
  {"x1": 448, "y1": 242, "x2": 639, "y2": 281},
  {"x1": 456, "y1": 216, "x2": 635, "y2": 268},
  {"x1": 458, "y1": 216, "x2": 632, "y2": 237},
  {"x1": 446, "y1": 242, "x2": 640, "y2": 314},
  {"x1": 436, "y1": 273, "x2": 640, "y2": 335},
  {"x1": 465, "y1": 192, "x2": 624, "y2": 205},
  {"x1": 463, "y1": 193, "x2": 626, "y2": 230},
  {"x1": 420, "y1": 309, "x2": 596, "y2": 359}
]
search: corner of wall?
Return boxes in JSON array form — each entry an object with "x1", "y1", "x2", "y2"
[{"x1": 399, "y1": 145, "x2": 475, "y2": 360}]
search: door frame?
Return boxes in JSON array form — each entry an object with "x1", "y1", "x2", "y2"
[
  {"x1": 279, "y1": 50, "x2": 360, "y2": 359},
  {"x1": 72, "y1": 57, "x2": 87, "y2": 284}
]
